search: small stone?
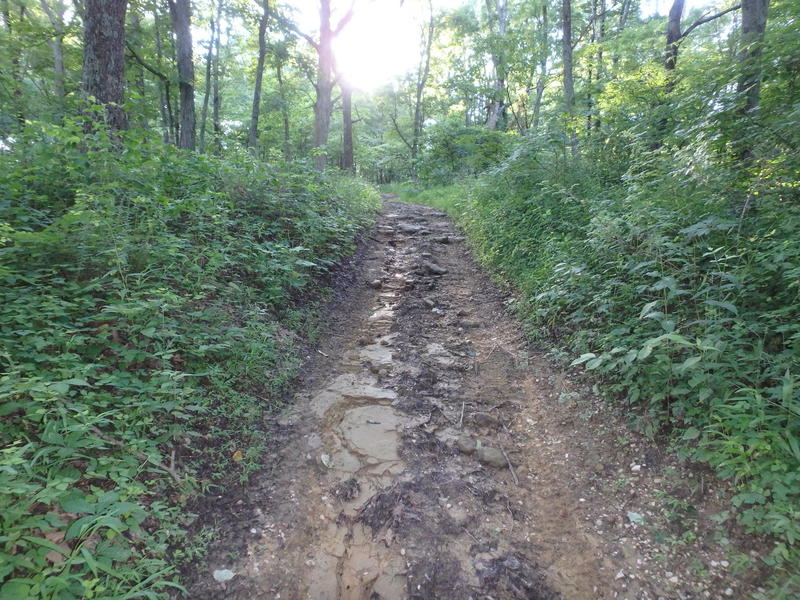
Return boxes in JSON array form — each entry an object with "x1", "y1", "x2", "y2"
[
  {"x1": 399, "y1": 223, "x2": 424, "y2": 233},
  {"x1": 434, "y1": 236, "x2": 451, "y2": 244},
  {"x1": 459, "y1": 320, "x2": 480, "y2": 329},
  {"x1": 424, "y1": 261, "x2": 448, "y2": 275},
  {"x1": 213, "y1": 569, "x2": 236, "y2": 582},
  {"x1": 630, "y1": 464, "x2": 642, "y2": 472},
  {"x1": 477, "y1": 446, "x2": 507, "y2": 468},
  {"x1": 615, "y1": 570, "x2": 625, "y2": 580},
  {"x1": 456, "y1": 436, "x2": 477, "y2": 454},
  {"x1": 669, "y1": 576, "x2": 679, "y2": 584},
  {"x1": 724, "y1": 588, "x2": 734, "y2": 596},
  {"x1": 423, "y1": 297, "x2": 436, "y2": 308},
  {"x1": 720, "y1": 560, "x2": 729, "y2": 568},
  {"x1": 472, "y1": 412, "x2": 497, "y2": 428},
  {"x1": 368, "y1": 279, "x2": 382, "y2": 289}
]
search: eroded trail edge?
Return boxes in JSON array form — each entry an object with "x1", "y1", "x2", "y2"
[{"x1": 186, "y1": 202, "x2": 758, "y2": 600}]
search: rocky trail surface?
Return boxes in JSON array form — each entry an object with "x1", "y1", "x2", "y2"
[{"x1": 184, "y1": 201, "x2": 764, "y2": 599}]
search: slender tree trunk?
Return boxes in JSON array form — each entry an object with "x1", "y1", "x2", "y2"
[
  {"x1": 128, "y1": 9, "x2": 148, "y2": 127},
  {"x1": 212, "y1": 19, "x2": 226, "y2": 155},
  {"x1": 313, "y1": 0, "x2": 334, "y2": 169},
  {"x1": 276, "y1": 60, "x2": 290, "y2": 158},
  {"x1": 169, "y1": 0, "x2": 196, "y2": 150},
  {"x1": 200, "y1": 0, "x2": 219, "y2": 153},
  {"x1": 737, "y1": 0, "x2": 769, "y2": 115},
  {"x1": 561, "y1": 0, "x2": 577, "y2": 152},
  {"x1": 82, "y1": 0, "x2": 128, "y2": 131},
  {"x1": 247, "y1": 0, "x2": 269, "y2": 151},
  {"x1": 532, "y1": 3, "x2": 548, "y2": 131},
  {"x1": 412, "y1": 0, "x2": 435, "y2": 172},
  {"x1": 587, "y1": 0, "x2": 598, "y2": 131},
  {"x1": 595, "y1": 0, "x2": 605, "y2": 131},
  {"x1": 153, "y1": 8, "x2": 173, "y2": 144},
  {"x1": 3, "y1": 1, "x2": 26, "y2": 127},
  {"x1": 486, "y1": 0, "x2": 509, "y2": 130},
  {"x1": 39, "y1": 0, "x2": 66, "y2": 118},
  {"x1": 665, "y1": 0, "x2": 685, "y2": 71},
  {"x1": 341, "y1": 80, "x2": 354, "y2": 171}
]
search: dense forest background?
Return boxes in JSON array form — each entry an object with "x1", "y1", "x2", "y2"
[{"x1": 1, "y1": 0, "x2": 798, "y2": 598}]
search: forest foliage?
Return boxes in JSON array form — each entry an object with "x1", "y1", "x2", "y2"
[
  {"x1": 0, "y1": 121, "x2": 378, "y2": 598},
  {"x1": 1, "y1": 0, "x2": 799, "y2": 597}
]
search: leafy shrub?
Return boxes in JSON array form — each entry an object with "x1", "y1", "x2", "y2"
[
  {"x1": 418, "y1": 119, "x2": 514, "y2": 185},
  {"x1": 0, "y1": 120, "x2": 379, "y2": 599},
  {"x1": 419, "y1": 130, "x2": 800, "y2": 595}
]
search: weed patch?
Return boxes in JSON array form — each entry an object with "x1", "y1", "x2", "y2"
[{"x1": 0, "y1": 121, "x2": 379, "y2": 599}]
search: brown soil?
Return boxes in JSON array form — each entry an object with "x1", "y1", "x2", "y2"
[{"x1": 182, "y1": 201, "x2": 767, "y2": 599}]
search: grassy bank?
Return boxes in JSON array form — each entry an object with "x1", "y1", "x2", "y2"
[
  {"x1": 0, "y1": 121, "x2": 380, "y2": 599},
  {"x1": 393, "y1": 136, "x2": 800, "y2": 596}
]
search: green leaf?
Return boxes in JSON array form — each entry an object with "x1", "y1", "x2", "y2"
[
  {"x1": 586, "y1": 357, "x2": 604, "y2": 370},
  {"x1": 679, "y1": 356, "x2": 702, "y2": 372},
  {"x1": 571, "y1": 353, "x2": 596, "y2": 366},
  {"x1": 705, "y1": 299, "x2": 738, "y2": 315},
  {"x1": 682, "y1": 427, "x2": 701, "y2": 441},
  {"x1": 0, "y1": 581, "x2": 31, "y2": 600}
]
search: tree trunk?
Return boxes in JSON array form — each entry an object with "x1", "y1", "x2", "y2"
[
  {"x1": 561, "y1": 0, "x2": 577, "y2": 152},
  {"x1": 39, "y1": 0, "x2": 66, "y2": 118},
  {"x1": 212, "y1": 19, "x2": 226, "y2": 155},
  {"x1": 200, "y1": 0, "x2": 219, "y2": 153},
  {"x1": 247, "y1": 0, "x2": 269, "y2": 151},
  {"x1": 313, "y1": 0, "x2": 334, "y2": 169},
  {"x1": 737, "y1": 0, "x2": 769, "y2": 115},
  {"x1": 128, "y1": 9, "x2": 148, "y2": 127},
  {"x1": 595, "y1": 0, "x2": 605, "y2": 131},
  {"x1": 82, "y1": 0, "x2": 128, "y2": 131},
  {"x1": 412, "y1": 0, "x2": 435, "y2": 172},
  {"x1": 532, "y1": 2, "x2": 548, "y2": 131},
  {"x1": 153, "y1": 7, "x2": 174, "y2": 144},
  {"x1": 169, "y1": 0, "x2": 196, "y2": 151},
  {"x1": 276, "y1": 60, "x2": 290, "y2": 158},
  {"x1": 341, "y1": 80, "x2": 354, "y2": 171},
  {"x1": 3, "y1": 1, "x2": 27, "y2": 127},
  {"x1": 665, "y1": 0, "x2": 685, "y2": 71},
  {"x1": 486, "y1": 0, "x2": 509, "y2": 130}
]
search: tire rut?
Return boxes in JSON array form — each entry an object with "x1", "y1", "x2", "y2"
[{"x1": 186, "y1": 201, "x2": 723, "y2": 600}]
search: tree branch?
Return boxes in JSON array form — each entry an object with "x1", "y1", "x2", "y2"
[
  {"x1": 273, "y1": 11, "x2": 319, "y2": 50},
  {"x1": 390, "y1": 113, "x2": 413, "y2": 151},
  {"x1": 126, "y1": 41, "x2": 169, "y2": 82},
  {"x1": 333, "y1": 0, "x2": 356, "y2": 36},
  {"x1": 679, "y1": 3, "x2": 741, "y2": 41}
]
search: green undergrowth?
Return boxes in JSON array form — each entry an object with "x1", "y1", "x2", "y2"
[
  {"x1": 0, "y1": 120, "x2": 380, "y2": 599},
  {"x1": 402, "y1": 134, "x2": 800, "y2": 596}
]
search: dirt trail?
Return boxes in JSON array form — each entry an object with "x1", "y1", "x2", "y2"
[{"x1": 186, "y1": 202, "x2": 762, "y2": 600}]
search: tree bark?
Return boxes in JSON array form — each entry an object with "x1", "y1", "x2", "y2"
[
  {"x1": 561, "y1": 0, "x2": 577, "y2": 152},
  {"x1": 341, "y1": 79, "x2": 354, "y2": 171},
  {"x1": 485, "y1": 0, "x2": 509, "y2": 130},
  {"x1": 247, "y1": 0, "x2": 270, "y2": 151},
  {"x1": 169, "y1": 0, "x2": 196, "y2": 150},
  {"x1": 737, "y1": 0, "x2": 769, "y2": 115},
  {"x1": 313, "y1": 0, "x2": 334, "y2": 169},
  {"x1": 276, "y1": 59, "x2": 290, "y2": 158},
  {"x1": 153, "y1": 7, "x2": 174, "y2": 144},
  {"x1": 532, "y1": 2, "x2": 548, "y2": 131},
  {"x1": 200, "y1": 0, "x2": 219, "y2": 153},
  {"x1": 3, "y1": 1, "x2": 27, "y2": 127},
  {"x1": 82, "y1": 0, "x2": 128, "y2": 131},
  {"x1": 412, "y1": 0, "x2": 435, "y2": 171},
  {"x1": 212, "y1": 19, "x2": 227, "y2": 155},
  {"x1": 665, "y1": 0, "x2": 685, "y2": 71},
  {"x1": 39, "y1": 0, "x2": 66, "y2": 118}
]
